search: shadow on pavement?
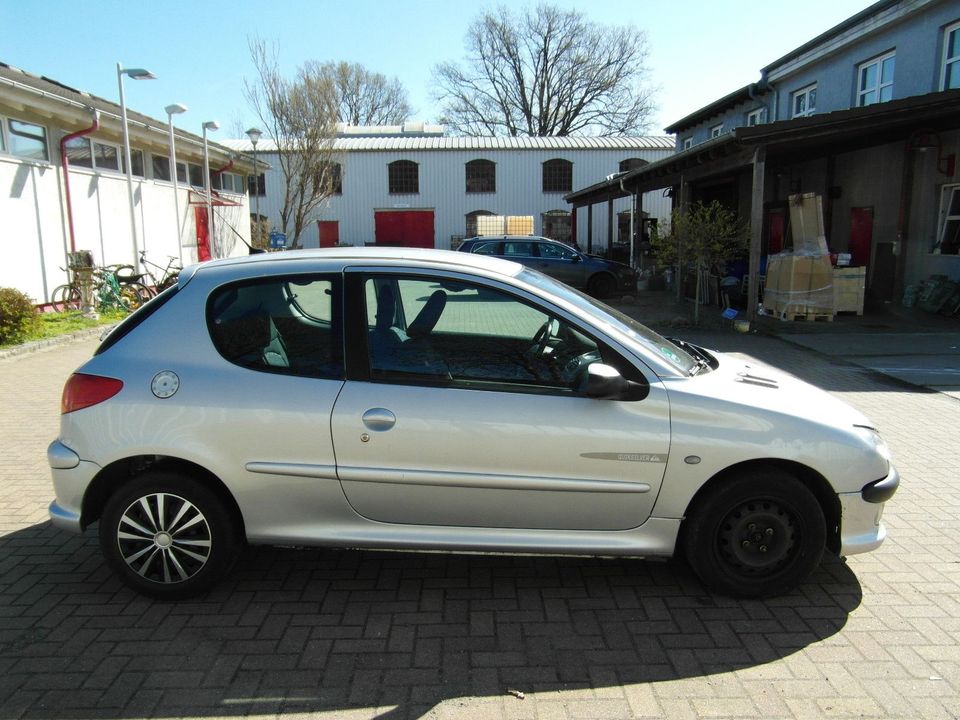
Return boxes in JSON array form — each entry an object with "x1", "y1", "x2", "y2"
[{"x1": 0, "y1": 522, "x2": 862, "y2": 720}]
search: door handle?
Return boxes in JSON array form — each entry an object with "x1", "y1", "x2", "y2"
[{"x1": 362, "y1": 408, "x2": 396, "y2": 431}]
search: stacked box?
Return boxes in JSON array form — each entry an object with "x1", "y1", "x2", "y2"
[
  {"x1": 833, "y1": 267, "x2": 866, "y2": 315},
  {"x1": 476, "y1": 215, "x2": 535, "y2": 236},
  {"x1": 506, "y1": 216, "x2": 534, "y2": 235},
  {"x1": 765, "y1": 253, "x2": 835, "y2": 318},
  {"x1": 788, "y1": 193, "x2": 830, "y2": 254}
]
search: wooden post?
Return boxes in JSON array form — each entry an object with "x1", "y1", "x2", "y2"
[
  {"x1": 607, "y1": 199, "x2": 614, "y2": 257},
  {"x1": 747, "y1": 146, "x2": 766, "y2": 321},
  {"x1": 571, "y1": 207, "x2": 578, "y2": 248},
  {"x1": 587, "y1": 204, "x2": 593, "y2": 253},
  {"x1": 677, "y1": 179, "x2": 692, "y2": 302}
]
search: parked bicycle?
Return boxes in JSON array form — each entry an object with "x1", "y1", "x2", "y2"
[
  {"x1": 50, "y1": 266, "x2": 149, "y2": 313},
  {"x1": 138, "y1": 251, "x2": 182, "y2": 295}
]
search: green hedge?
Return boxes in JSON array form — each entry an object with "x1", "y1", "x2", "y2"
[{"x1": 0, "y1": 288, "x2": 39, "y2": 345}]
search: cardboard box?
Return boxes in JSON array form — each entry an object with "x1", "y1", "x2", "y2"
[
  {"x1": 788, "y1": 193, "x2": 830, "y2": 255},
  {"x1": 833, "y1": 266, "x2": 866, "y2": 315},
  {"x1": 765, "y1": 253, "x2": 834, "y2": 318},
  {"x1": 476, "y1": 215, "x2": 534, "y2": 236}
]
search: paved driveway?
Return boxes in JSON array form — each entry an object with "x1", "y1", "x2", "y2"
[{"x1": 1, "y1": 333, "x2": 958, "y2": 719}]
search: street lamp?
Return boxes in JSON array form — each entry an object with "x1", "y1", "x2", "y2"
[
  {"x1": 117, "y1": 63, "x2": 156, "y2": 263},
  {"x1": 245, "y1": 127, "x2": 262, "y2": 249},
  {"x1": 165, "y1": 103, "x2": 188, "y2": 267},
  {"x1": 202, "y1": 120, "x2": 219, "y2": 258}
]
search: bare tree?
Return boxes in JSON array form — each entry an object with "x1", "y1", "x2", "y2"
[
  {"x1": 244, "y1": 39, "x2": 341, "y2": 248},
  {"x1": 433, "y1": 4, "x2": 656, "y2": 136},
  {"x1": 302, "y1": 61, "x2": 412, "y2": 125}
]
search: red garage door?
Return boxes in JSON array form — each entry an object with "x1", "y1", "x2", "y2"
[{"x1": 374, "y1": 210, "x2": 435, "y2": 248}]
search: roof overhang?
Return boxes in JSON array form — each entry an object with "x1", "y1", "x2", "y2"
[{"x1": 566, "y1": 89, "x2": 960, "y2": 207}]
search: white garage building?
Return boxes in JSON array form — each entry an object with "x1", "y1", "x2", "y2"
[
  {"x1": 223, "y1": 128, "x2": 673, "y2": 253},
  {"x1": 0, "y1": 61, "x2": 256, "y2": 304}
]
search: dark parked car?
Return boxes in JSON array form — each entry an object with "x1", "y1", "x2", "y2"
[{"x1": 458, "y1": 235, "x2": 636, "y2": 298}]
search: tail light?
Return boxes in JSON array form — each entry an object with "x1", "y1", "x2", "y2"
[{"x1": 61, "y1": 373, "x2": 123, "y2": 414}]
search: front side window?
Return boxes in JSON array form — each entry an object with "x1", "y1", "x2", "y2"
[
  {"x1": 858, "y1": 52, "x2": 895, "y2": 106},
  {"x1": 538, "y1": 242, "x2": 576, "y2": 260},
  {"x1": 472, "y1": 241, "x2": 501, "y2": 255},
  {"x1": 363, "y1": 275, "x2": 605, "y2": 393},
  {"x1": 942, "y1": 21, "x2": 960, "y2": 90},
  {"x1": 8, "y1": 119, "x2": 48, "y2": 161},
  {"x1": 208, "y1": 275, "x2": 343, "y2": 378},
  {"x1": 792, "y1": 84, "x2": 817, "y2": 118},
  {"x1": 542, "y1": 158, "x2": 572, "y2": 193},
  {"x1": 388, "y1": 160, "x2": 418, "y2": 194},
  {"x1": 465, "y1": 159, "x2": 496, "y2": 193}
]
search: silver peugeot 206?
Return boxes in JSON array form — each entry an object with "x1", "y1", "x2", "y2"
[{"x1": 48, "y1": 248, "x2": 898, "y2": 599}]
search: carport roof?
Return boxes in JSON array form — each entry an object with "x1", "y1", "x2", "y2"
[{"x1": 565, "y1": 89, "x2": 960, "y2": 207}]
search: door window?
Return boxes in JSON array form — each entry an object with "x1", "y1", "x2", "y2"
[
  {"x1": 537, "y1": 242, "x2": 576, "y2": 260},
  {"x1": 363, "y1": 276, "x2": 605, "y2": 393},
  {"x1": 503, "y1": 241, "x2": 534, "y2": 257},
  {"x1": 208, "y1": 275, "x2": 343, "y2": 378}
]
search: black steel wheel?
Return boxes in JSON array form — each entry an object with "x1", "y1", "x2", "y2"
[
  {"x1": 99, "y1": 472, "x2": 240, "y2": 599},
  {"x1": 588, "y1": 273, "x2": 617, "y2": 299},
  {"x1": 683, "y1": 468, "x2": 826, "y2": 598}
]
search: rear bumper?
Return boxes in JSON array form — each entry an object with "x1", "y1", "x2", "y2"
[{"x1": 48, "y1": 440, "x2": 98, "y2": 534}]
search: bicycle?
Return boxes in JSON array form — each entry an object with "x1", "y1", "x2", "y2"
[
  {"x1": 50, "y1": 266, "x2": 149, "y2": 313},
  {"x1": 138, "y1": 251, "x2": 182, "y2": 295}
]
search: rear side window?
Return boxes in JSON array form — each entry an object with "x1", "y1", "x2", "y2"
[
  {"x1": 95, "y1": 285, "x2": 179, "y2": 356},
  {"x1": 207, "y1": 274, "x2": 343, "y2": 379}
]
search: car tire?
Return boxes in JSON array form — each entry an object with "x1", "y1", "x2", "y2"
[
  {"x1": 99, "y1": 472, "x2": 240, "y2": 599},
  {"x1": 588, "y1": 273, "x2": 617, "y2": 299},
  {"x1": 682, "y1": 468, "x2": 826, "y2": 598}
]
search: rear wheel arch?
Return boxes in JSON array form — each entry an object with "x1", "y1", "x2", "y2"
[{"x1": 82, "y1": 455, "x2": 245, "y2": 537}]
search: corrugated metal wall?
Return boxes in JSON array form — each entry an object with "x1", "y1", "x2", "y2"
[{"x1": 255, "y1": 146, "x2": 673, "y2": 250}]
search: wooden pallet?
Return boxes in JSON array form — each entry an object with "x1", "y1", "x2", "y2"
[{"x1": 778, "y1": 311, "x2": 834, "y2": 322}]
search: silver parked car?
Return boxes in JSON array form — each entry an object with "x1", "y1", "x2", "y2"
[{"x1": 48, "y1": 248, "x2": 897, "y2": 599}]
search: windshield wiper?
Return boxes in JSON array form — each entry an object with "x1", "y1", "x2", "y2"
[{"x1": 667, "y1": 337, "x2": 712, "y2": 376}]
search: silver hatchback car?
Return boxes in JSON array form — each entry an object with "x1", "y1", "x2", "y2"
[{"x1": 49, "y1": 248, "x2": 898, "y2": 599}]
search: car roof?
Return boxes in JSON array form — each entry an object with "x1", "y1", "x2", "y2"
[{"x1": 181, "y1": 246, "x2": 524, "y2": 284}]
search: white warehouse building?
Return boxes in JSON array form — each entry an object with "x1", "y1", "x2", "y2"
[
  {"x1": 0, "y1": 61, "x2": 256, "y2": 304},
  {"x1": 224, "y1": 128, "x2": 673, "y2": 253}
]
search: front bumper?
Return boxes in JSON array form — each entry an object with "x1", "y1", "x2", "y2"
[{"x1": 838, "y1": 465, "x2": 899, "y2": 556}]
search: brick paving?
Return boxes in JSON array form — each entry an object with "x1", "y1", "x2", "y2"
[{"x1": 0, "y1": 332, "x2": 958, "y2": 719}]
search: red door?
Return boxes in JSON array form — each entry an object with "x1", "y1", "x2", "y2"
[
  {"x1": 195, "y1": 207, "x2": 211, "y2": 261},
  {"x1": 318, "y1": 220, "x2": 339, "y2": 248},
  {"x1": 374, "y1": 210, "x2": 434, "y2": 248},
  {"x1": 766, "y1": 209, "x2": 786, "y2": 255},
  {"x1": 849, "y1": 207, "x2": 873, "y2": 267}
]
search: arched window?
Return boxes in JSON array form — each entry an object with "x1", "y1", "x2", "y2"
[
  {"x1": 542, "y1": 159, "x2": 573, "y2": 193},
  {"x1": 541, "y1": 209, "x2": 572, "y2": 244},
  {"x1": 388, "y1": 160, "x2": 419, "y2": 194},
  {"x1": 465, "y1": 210, "x2": 496, "y2": 237},
  {"x1": 465, "y1": 159, "x2": 496, "y2": 193},
  {"x1": 619, "y1": 158, "x2": 648, "y2": 173}
]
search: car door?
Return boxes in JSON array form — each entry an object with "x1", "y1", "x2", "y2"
[
  {"x1": 330, "y1": 270, "x2": 671, "y2": 531},
  {"x1": 533, "y1": 241, "x2": 587, "y2": 288}
]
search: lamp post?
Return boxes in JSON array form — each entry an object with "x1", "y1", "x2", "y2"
[
  {"x1": 202, "y1": 120, "x2": 219, "y2": 258},
  {"x1": 165, "y1": 103, "x2": 187, "y2": 267},
  {"x1": 245, "y1": 127, "x2": 262, "y2": 249},
  {"x1": 117, "y1": 63, "x2": 156, "y2": 263}
]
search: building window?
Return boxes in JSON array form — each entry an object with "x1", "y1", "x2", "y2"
[
  {"x1": 935, "y1": 184, "x2": 960, "y2": 255},
  {"x1": 176, "y1": 161, "x2": 188, "y2": 184},
  {"x1": 152, "y1": 154, "x2": 171, "y2": 181},
  {"x1": 64, "y1": 136, "x2": 93, "y2": 168},
  {"x1": 218, "y1": 172, "x2": 244, "y2": 194},
  {"x1": 541, "y1": 209, "x2": 572, "y2": 244},
  {"x1": 7, "y1": 118, "x2": 49, "y2": 161},
  {"x1": 120, "y1": 148, "x2": 144, "y2": 177},
  {"x1": 792, "y1": 84, "x2": 817, "y2": 118},
  {"x1": 542, "y1": 159, "x2": 572, "y2": 193},
  {"x1": 682, "y1": 137, "x2": 693, "y2": 150},
  {"x1": 248, "y1": 173, "x2": 265, "y2": 196},
  {"x1": 619, "y1": 158, "x2": 648, "y2": 173},
  {"x1": 466, "y1": 210, "x2": 495, "y2": 237},
  {"x1": 465, "y1": 159, "x2": 496, "y2": 193},
  {"x1": 941, "y1": 21, "x2": 960, "y2": 90},
  {"x1": 710, "y1": 124, "x2": 723, "y2": 138},
  {"x1": 95, "y1": 142, "x2": 121, "y2": 172},
  {"x1": 317, "y1": 162, "x2": 342, "y2": 194},
  {"x1": 858, "y1": 51, "x2": 895, "y2": 106},
  {"x1": 188, "y1": 163, "x2": 204, "y2": 187},
  {"x1": 746, "y1": 107, "x2": 766, "y2": 126},
  {"x1": 388, "y1": 160, "x2": 418, "y2": 194}
]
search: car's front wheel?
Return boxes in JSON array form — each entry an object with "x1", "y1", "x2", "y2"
[
  {"x1": 683, "y1": 468, "x2": 826, "y2": 597},
  {"x1": 99, "y1": 472, "x2": 240, "y2": 599},
  {"x1": 588, "y1": 273, "x2": 617, "y2": 299}
]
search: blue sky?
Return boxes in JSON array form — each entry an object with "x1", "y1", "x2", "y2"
[{"x1": 0, "y1": 0, "x2": 875, "y2": 138}]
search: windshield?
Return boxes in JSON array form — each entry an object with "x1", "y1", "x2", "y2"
[{"x1": 517, "y1": 268, "x2": 699, "y2": 375}]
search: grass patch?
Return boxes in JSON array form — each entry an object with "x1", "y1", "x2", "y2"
[{"x1": 0, "y1": 310, "x2": 126, "y2": 349}]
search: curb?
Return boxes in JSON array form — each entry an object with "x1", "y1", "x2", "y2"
[{"x1": 0, "y1": 325, "x2": 112, "y2": 361}]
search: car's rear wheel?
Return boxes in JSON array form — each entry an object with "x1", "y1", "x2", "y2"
[
  {"x1": 683, "y1": 468, "x2": 826, "y2": 597},
  {"x1": 588, "y1": 273, "x2": 617, "y2": 299},
  {"x1": 99, "y1": 472, "x2": 240, "y2": 599}
]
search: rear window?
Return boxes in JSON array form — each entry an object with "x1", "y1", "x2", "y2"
[{"x1": 206, "y1": 274, "x2": 343, "y2": 379}]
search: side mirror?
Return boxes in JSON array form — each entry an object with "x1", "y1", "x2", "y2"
[
  {"x1": 570, "y1": 254, "x2": 582, "y2": 263},
  {"x1": 581, "y1": 363, "x2": 649, "y2": 401}
]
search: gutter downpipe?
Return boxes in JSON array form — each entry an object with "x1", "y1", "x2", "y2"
[
  {"x1": 619, "y1": 177, "x2": 635, "y2": 268},
  {"x1": 60, "y1": 109, "x2": 100, "y2": 254}
]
